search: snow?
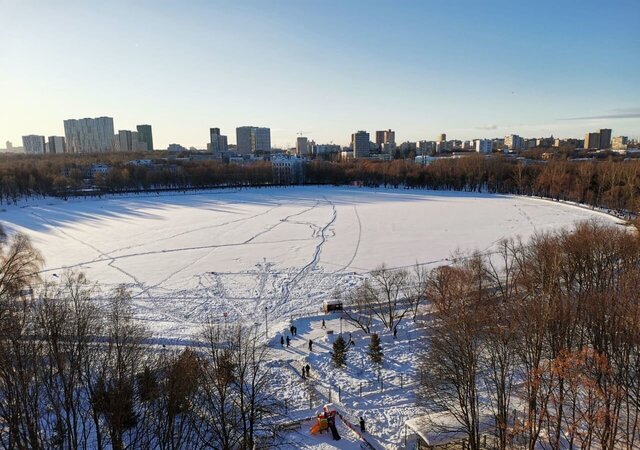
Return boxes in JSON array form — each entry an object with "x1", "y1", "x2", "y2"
[
  {"x1": 0, "y1": 186, "x2": 624, "y2": 449},
  {"x1": 0, "y1": 186, "x2": 621, "y2": 341}
]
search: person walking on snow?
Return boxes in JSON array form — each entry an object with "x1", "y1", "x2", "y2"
[
  {"x1": 321, "y1": 319, "x2": 326, "y2": 329},
  {"x1": 308, "y1": 339, "x2": 313, "y2": 351},
  {"x1": 286, "y1": 336, "x2": 290, "y2": 347},
  {"x1": 393, "y1": 326, "x2": 398, "y2": 339},
  {"x1": 305, "y1": 363, "x2": 311, "y2": 377},
  {"x1": 280, "y1": 336, "x2": 284, "y2": 347}
]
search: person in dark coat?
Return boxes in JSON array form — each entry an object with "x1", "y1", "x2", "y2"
[
  {"x1": 280, "y1": 336, "x2": 284, "y2": 347},
  {"x1": 308, "y1": 339, "x2": 313, "y2": 351},
  {"x1": 321, "y1": 319, "x2": 326, "y2": 329},
  {"x1": 359, "y1": 416, "x2": 366, "y2": 433},
  {"x1": 305, "y1": 363, "x2": 311, "y2": 377},
  {"x1": 301, "y1": 367, "x2": 306, "y2": 379},
  {"x1": 290, "y1": 325, "x2": 294, "y2": 336},
  {"x1": 286, "y1": 336, "x2": 291, "y2": 347}
]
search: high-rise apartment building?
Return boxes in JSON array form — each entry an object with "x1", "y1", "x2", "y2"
[
  {"x1": 437, "y1": 133, "x2": 447, "y2": 142},
  {"x1": 504, "y1": 134, "x2": 525, "y2": 151},
  {"x1": 235, "y1": 126, "x2": 271, "y2": 155},
  {"x1": 351, "y1": 131, "x2": 370, "y2": 158},
  {"x1": 64, "y1": 117, "x2": 115, "y2": 153},
  {"x1": 612, "y1": 136, "x2": 628, "y2": 151},
  {"x1": 208, "y1": 127, "x2": 228, "y2": 157},
  {"x1": 296, "y1": 137, "x2": 310, "y2": 156},
  {"x1": 598, "y1": 128, "x2": 612, "y2": 149},
  {"x1": 22, "y1": 135, "x2": 46, "y2": 154},
  {"x1": 116, "y1": 130, "x2": 140, "y2": 152},
  {"x1": 375, "y1": 129, "x2": 396, "y2": 152},
  {"x1": 136, "y1": 125, "x2": 154, "y2": 151},
  {"x1": 584, "y1": 132, "x2": 600, "y2": 149},
  {"x1": 48, "y1": 136, "x2": 66, "y2": 154},
  {"x1": 475, "y1": 139, "x2": 492, "y2": 154}
]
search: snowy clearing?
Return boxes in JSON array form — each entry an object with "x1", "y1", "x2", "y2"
[{"x1": 0, "y1": 186, "x2": 621, "y2": 341}]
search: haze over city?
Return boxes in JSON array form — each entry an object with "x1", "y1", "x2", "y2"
[{"x1": 1, "y1": 0, "x2": 639, "y2": 149}]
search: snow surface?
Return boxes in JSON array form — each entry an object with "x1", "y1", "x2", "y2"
[{"x1": 0, "y1": 186, "x2": 621, "y2": 341}]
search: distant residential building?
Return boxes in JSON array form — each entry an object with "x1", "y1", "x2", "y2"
[
  {"x1": 64, "y1": 117, "x2": 115, "y2": 153},
  {"x1": 437, "y1": 133, "x2": 446, "y2": 142},
  {"x1": 314, "y1": 144, "x2": 341, "y2": 155},
  {"x1": 22, "y1": 135, "x2": 46, "y2": 154},
  {"x1": 272, "y1": 155, "x2": 304, "y2": 184},
  {"x1": 136, "y1": 124, "x2": 154, "y2": 151},
  {"x1": 115, "y1": 130, "x2": 144, "y2": 152},
  {"x1": 236, "y1": 126, "x2": 271, "y2": 155},
  {"x1": 208, "y1": 127, "x2": 228, "y2": 158},
  {"x1": 400, "y1": 141, "x2": 417, "y2": 152},
  {"x1": 584, "y1": 132, "x2": 600, "y2": 149},
  {"x1": 167, "y1": 143, "x2": 187, "y2": 153},
  {"x1": 599, "y1": 128, "x2": 612, "y2": 149},
  {"x1": 89, "y1": 163, "x2": 110, "y2": 177},
  {"x1": 296, "y1": 136, "x2": 310, "y2": 156},
  {"x1": 612, "y1": 136, "x2": 628, "y2": 151},
  {"x1": 417, "y1": 140, "x2": 435, "y2": 155},
  {"x1": 351, "y1": 131, "x2": 370, "y2": 158},
  {"x1": 375, "y1": 129, "x2": 396, "y2": 151},
  {"x1": 48, "y1": 136, "x2": 66, "y2": 154},
  {"x1": 5, "y1": 141, "x2": 12, "y2": 150},
  {"x1": 504, "y1": 134, "x2": 525, "y2": 151},
  {"x1": 475, "y1": 139, "x2": 492, "y2": 154}
]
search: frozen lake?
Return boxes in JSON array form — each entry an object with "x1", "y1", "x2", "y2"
[{"x1": 0, "y1": 186, "x2": 621, "y2": 340}]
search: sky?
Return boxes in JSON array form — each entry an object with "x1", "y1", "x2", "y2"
[{"x1": 1, "y1": 0, "x2": 639, "y2": 149}]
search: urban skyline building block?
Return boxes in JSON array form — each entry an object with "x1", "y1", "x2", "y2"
[
  {"x1": 351, "y1": 130, "x2": 370, "y2": 158},
  {"x1": 599, "y1": 128, "x2": 612, "y2": 149},
  {"x1": 48, "y1": 136, "x2": 66, "y2": 154},
  {"x1": 208, "y1": 127, "x2": 228, "y2": 157},
  {"x1": 64, "y1": 117, "x2": 115, "y2": 153},
  {"x1": 22, "y1": 135, "x2": 46, "y2": 154},
  {"x1": 504, "y1": 134, "x2": 525, "y2": 151},
  {"x1": 296, "y1": 136, "x2": 310, "y2": 156},
  {"x1": 437, "y1": 133, "x2": 446, "y2": 142},
  {"x1": 584, "y1": 132, "x2": 601, "y2": 149},
  {"x1": 235, "y1": 126, "x2": 271, "y2": 155},
  {"x1": 136, "y1": 124, "x2": 154, "y2": 151},
  {"x1": 475, "y1": 139, "x2": 492, "y2": 154}
]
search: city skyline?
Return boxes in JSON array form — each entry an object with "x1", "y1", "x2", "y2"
[{"x1": 1, "y1": 0, "x2": 639, "y2": 148}]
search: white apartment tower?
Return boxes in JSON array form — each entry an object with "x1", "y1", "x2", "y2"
[
  {"x1": 64, "y1": 116, "x2": 115, "y2": 153},
  {"x1": 22, "y1": 135, "x2": 46, "y2": 154},
  {"x1": 48, "y1": 136, "x2": 66, "y2": 154},
  {"x1": 475, "y1": 139, "x2": 492, "y2": 154}
]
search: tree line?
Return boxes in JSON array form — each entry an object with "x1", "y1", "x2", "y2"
[
  {"x1": 419, "y1": 221, "x2": 640, "y2": 450},
  {"x1": 0, "y1": 226, "x2": 278, "y2": 450},
  {"x1": 0, "y1": 152, "x2": 639, "y2": 216}
]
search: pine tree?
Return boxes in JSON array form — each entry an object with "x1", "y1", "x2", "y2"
[
  {"x1": 368, "y1": 333, "x2": 383, "y2": 365},
  {"x1": 332, "y1": 335, "x2": 348, "y2": 368}
]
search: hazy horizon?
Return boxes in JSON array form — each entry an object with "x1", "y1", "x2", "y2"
[{"x1": 1, "y1": 0, "x2": 639, "y2": 149}]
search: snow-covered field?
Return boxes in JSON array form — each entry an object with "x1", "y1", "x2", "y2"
[{"x1": 0, "y1": 186, "x2": 621, "y2": 341}]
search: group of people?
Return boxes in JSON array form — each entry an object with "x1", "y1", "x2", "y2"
[
  {"x1": 279, "y1": 325, "x2": 299, "y2": 348},
  {"x1": 301, "y1": 363, "x2": 311, "y2": 379}
]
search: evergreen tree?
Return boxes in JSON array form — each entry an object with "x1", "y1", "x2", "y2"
[
  {"x1": 332, "y1": 335, "x2": 348, "y2": 368},
  {"x1": 368, "y1": 333, "x2": 383, "y2": 365}
]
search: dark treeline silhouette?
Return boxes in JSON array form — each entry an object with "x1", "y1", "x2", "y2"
[
  {"x1": 419, "y1": 221, "x2": 640, "y2": 450},
  {"x1": 0, "y1": 226, "x2": 278, "y2": 450},
  {"x1": 1, "y1": 152, "x2": 639, "y2": 215}
]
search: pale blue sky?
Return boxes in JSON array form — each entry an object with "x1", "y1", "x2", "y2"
[{"x1": 1, "y1": 0, "x2": 639, "y2": 149}]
